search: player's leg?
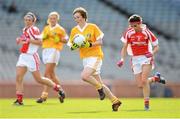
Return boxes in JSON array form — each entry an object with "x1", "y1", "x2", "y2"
[
  {"x1": 31, "y1": 71, "x2": 62, "y2": 99},
  {"x1": 135, "y1": 72, "x2": 143, "y2": 88},
  {"x1": 81, "y1": 67, "x2": 101, "y2": 87},
  {"x1": 37, "y1": 63, "x2": 64, "y2": 103},
  {"x1": 134, "y1": 73, "x2": 149, "y2": 110},
  {"x1": 94, "y1": 75, "x2": 119, "y2": 102},
  {"x1": 132, "y1": 56, "x2": 152, "y2": 110},
  {"x1": 93, "y1": 74, "x2": 121, "y2": 111},
  {"x1": 141, "y1": 64, "x2": 152, "y2": 110},
  {"x1": 36, "y1": 63, "x2": 52, "y2": 103},
  {"x1": 37, "y1": 48, "x2": 64, "y2": 103},
  {"x1": 134, "y1": 72, "x2": 145, "y2": 108},
  {"x1": 32, "y1": 71, "x2": 55, "y2": 87},
  {"x1": 50, "y1": 63, "x2": 65, "y2": 103},
  {"x1": 14, "y1": 66, "x2": 27, "y2": 105},
  {"x1": 81, "y1": 67, "x2": 105, "y2": 100},
  {"x1": 81, "y1": 57, "x2": 105, "y2": 100}
]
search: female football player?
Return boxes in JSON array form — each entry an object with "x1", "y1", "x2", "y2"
[
  {"x1": 68, "y1": 7, "x2": 121, "y2": 111},
  {"x1": 117, "y1": 14, "x2": 166, "y2": 110},
  {"x1": 15, "y1": 12, "x2": 63, "y2": 105},
  {"x1": 36, "y1": 12, "x2": 68, "y2": 103}
]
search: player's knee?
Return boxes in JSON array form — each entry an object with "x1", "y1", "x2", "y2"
[
  {"x1": 81, "y1": 73, "x2": 89, "y2": 81},
  {"x1": 135, "y1": 81, "x2": 142, "y2": 88},
  {"x1": 142, "y1": 78, "x2": 148, "y2": 84},
  {"x1": 137, "y1": 85, "x2": 143, "y2": 88},
  {"x1": 141, "y1": 80, "x2": 149, "y2": 88}
]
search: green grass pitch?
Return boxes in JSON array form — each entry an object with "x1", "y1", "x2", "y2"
[{"x1": 0, "y1": 98, "x2": 180, "y2": 118}]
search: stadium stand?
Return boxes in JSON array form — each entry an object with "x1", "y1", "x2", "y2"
[
  {"x1": 0, "y1": 0, "x2": 180, "y2": 84},
  {"x1": 108, "y1": 0, "x2": 180, "y2": 39}
]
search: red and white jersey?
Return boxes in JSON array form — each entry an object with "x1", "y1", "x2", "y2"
[
  {"x1": 20, "y1": 26, "x2": 40, "y2": 54},
  {"x1": 120, "y1": 24, "x2": 158, "y2": 56}
]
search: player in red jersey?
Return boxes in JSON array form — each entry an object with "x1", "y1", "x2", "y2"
[
  {"x1": 14, "y1": 12, "x2": 63, "y2": 105},
  {"x1": 117, "y1": 14, "x2": 166, "y2": 110}
]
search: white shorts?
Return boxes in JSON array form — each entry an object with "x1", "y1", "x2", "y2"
[
  {"x1": 16, "y1": 53, "x2": 40, "y2": 72},
  {"x1": 131, "y1": 55, "x2": 154, "y2": 74},
  {"x1": 42, "y1": 48, "x2": 60, "y2": 65},
  {"x1": 83, "y1": 57, "x2": 102, "y2": 75}
]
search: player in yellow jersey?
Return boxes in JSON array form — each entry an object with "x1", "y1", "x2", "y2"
[
  {"x1": 68, "y1": 7, "x2": 121, "y2": 111},
  {"x1": 36, "y1": 12, "x2": 68, "y2": 103}
]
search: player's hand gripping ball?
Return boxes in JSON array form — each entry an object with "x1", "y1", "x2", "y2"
[{"x1": 73, "y1": 34, "x2": 86, "y2": 47}]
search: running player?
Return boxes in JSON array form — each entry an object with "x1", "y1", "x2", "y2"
[
  {"x1": 117, "y1": 14, "x2": 166, "y2": 110},
  {"x1": 68, "y1": 7, "x2": 121, "y2": 111},
  {"x1": 36, "y1": 11, "x2": 68, "y2": 103}
]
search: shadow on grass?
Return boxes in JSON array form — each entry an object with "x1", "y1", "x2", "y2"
[
  {"x1": 38, "y1": 103, "x2": 59, "y2": 105},
  {"x1": 67, "y1": 110, "x2": 107, "y2": 114},
  {"x1": 123, "y1": 109, "x2": 148, "y2": 112},
  {"x1": 12, "y1": 104, "x2": 36, "y2": 107}
]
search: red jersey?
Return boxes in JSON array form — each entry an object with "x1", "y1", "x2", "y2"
[
  {"x1": 120, "y1": 25, "x2": 158, "y2": 56},
  {"x1": 20, "y1": 26, "x2": 40, "y2": 54}
]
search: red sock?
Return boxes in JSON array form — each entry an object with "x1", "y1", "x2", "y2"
[
  {"x1": 144, "y1": 97, "x2": 149, "y2": 106},
  {"x1": 152, "y1": 76, "x2": 159, "y2": 82},
  {"x1": 16, "y1": 93, "x2": 23, "y2": 102},
  {"x1": 53, "y1": 84, "x2": 60, "y2": 92}
]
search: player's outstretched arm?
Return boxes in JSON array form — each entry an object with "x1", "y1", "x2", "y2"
[{"x1": 117, "y1": 43, "x2": 128, "y2": 67}]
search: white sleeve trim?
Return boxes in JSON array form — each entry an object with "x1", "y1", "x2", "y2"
[
  {"x1": 152, "y1": 39, "x2": 158, "y2": 46},
  {"x1": 96, "y1": 33, "x2": 104, "y2": 40},
  {"x1": 67, "y1": 41, "x2": 72, "y2": 47}
]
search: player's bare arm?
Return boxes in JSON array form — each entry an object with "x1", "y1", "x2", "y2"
[
  {"x1": 29, "y1": 39, "x2": 42, "y2": 46},
  {"x1": 120, "y1": 42, "x2": 128, "y2": 61},
  {"x1": 152, "y1": 45, "x2": 159, "y2": 55}
]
